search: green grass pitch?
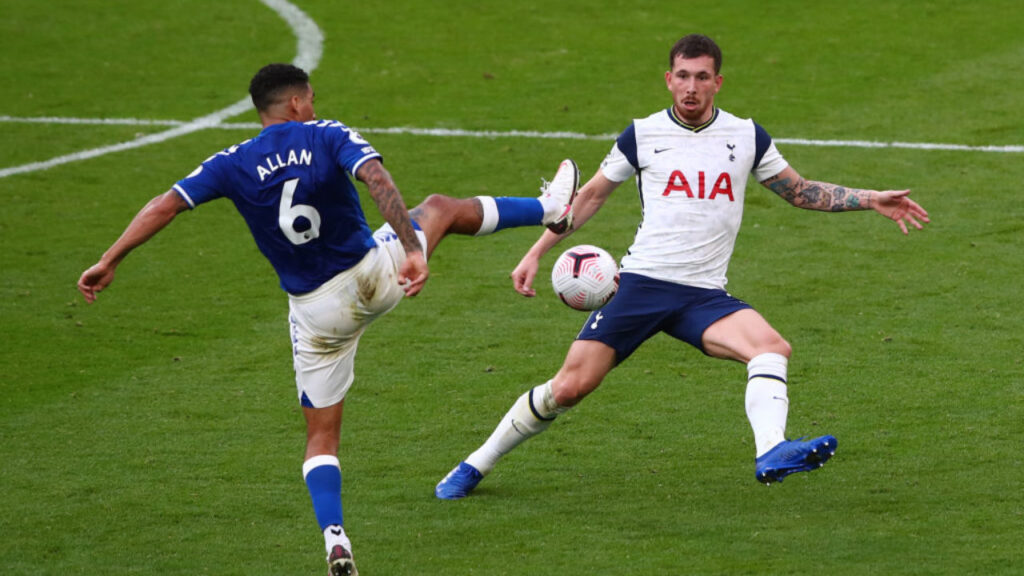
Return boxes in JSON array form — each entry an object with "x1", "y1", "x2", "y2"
[{"x1": 1, "y1": 1, "x2": 1022, "y2": 574}]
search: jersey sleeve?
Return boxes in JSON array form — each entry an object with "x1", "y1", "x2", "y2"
[
  {"x1": 599, "y1": 122, "x2": 639, "y2": 183},
  {"x1": 173, "y1": 151, "x2": 231, "y2": 209},
  {"x1": 320, "y1": 121, "x2": 382, "y2": 177},
  {"x1": 751, "y1": 121, "x2": 788, "y2": 182}
]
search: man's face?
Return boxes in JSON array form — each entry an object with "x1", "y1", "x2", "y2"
[
  {"x1": 294, "y1": 84, "x2": 316, "y2": 122},
  {"x1": 665, "y1": 54, "x2": 722, "y2": 125}
]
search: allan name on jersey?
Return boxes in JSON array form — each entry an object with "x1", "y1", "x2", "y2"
[{"x1": 257, "y1": 148, "x2": 313, "y2": 182}]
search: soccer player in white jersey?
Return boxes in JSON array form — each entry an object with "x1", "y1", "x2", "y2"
[
  {"x1": 77, "y1": 63, "x2": 579, "y2": 576},
  {"x1": 436, "y1": 34, "x2": 929, "y2": 500}
]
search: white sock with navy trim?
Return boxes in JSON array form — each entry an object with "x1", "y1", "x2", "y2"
[
  {"x1": 465, "y1": 380, "x2": 567, "y2": 474},
  {"x1": 745, "y1": 353, "x2": 789, "y2": 457}
]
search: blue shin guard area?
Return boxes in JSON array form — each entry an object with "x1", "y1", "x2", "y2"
[
  {"x1": 494, "y1": 197, "x2": 544, "y2": 230},
  {"x1": 305, "y1": 464, "x2": 343, "y2": 529}
]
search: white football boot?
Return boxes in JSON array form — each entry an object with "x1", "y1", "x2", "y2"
[{"x1": 540, "y1": 159, "x2": 579, "y2": 234}]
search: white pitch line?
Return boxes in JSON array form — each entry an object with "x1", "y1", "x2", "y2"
[
  {"x1": 0, "y1": 106, "x2": 252, "y2": 180},
  {"x1": 0, "y1": 0, "x2": 323, "y2": 180},
  {"x1": 0, "y1": 116, "x2": 185, "y2": 127},
  {"x1": 775, "y1": 137, "x2": 1024, "y2": 154},
  {"x1": 2, "y1": 115, "x2": 1021, "y2": 160}
]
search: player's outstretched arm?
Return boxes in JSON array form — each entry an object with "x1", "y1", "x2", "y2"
[
  {"x1": 760, "y1": 166, "x2": 929, "y2": 234},
  {"x1": 511, "y1": 171, "x2": 620, "y2": 297},
  {"x1": 357, "y1": 158, "x2": 428, "y2": 296},
  {"x1": 77, "y1": 190, "x2": 188, "y2": 303}
]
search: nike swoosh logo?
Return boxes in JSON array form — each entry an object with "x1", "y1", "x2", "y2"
[
  {"x1": 654, "y1": 147, "x2": 672, "y2": 154},
  {"x1": 511, "y1": 419, "x2": 526, "y2": 435},
  {"x1": 330, "y1": 528, "x2": 343, "y2": 535}
]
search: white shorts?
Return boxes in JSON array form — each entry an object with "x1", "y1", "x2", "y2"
[{"x1": 288, "y1": 225, "x2": 427, "y2": 408}]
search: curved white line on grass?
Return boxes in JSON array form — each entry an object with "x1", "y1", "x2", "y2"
[
  {"x1": 263, "y1": 0, "x2": 323, "y2": 74},
  {"x1": 0, "y1": 0, "x2": 323, "y2": 180},
  {"x1": 0, "y1": 104, "x2": 253, "y2": 180}
]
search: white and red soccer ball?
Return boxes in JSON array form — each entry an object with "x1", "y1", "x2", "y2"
[{"x1": 551, "y1": 244, "x2": 619, "y2": 311}]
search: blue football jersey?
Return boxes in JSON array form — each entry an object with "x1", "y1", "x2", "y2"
[{"x1": 173, "y1": 120, "x2": 382, "y2": 294}]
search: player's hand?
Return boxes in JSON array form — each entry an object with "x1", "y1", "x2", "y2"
[
  {"x1": 77, "y1": 261, "x2": 116, "y2": 303},
  {"x1": 873, "y1": 189, "x2": 929, "y2": 234},
  {"x1": 398, "y1": 250, "x2": 428, "y2": 297},
  {"x1": 511, "y1": 255, "x2": 540, "y2": 297}
]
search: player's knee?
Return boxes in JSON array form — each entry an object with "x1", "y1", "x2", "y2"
[
  {"x1": 414, "y1": 194, "x2": 482, "y2": 235},
  {"x1": 751, "y1": 339, "x2": 790, "y2": 361},
  {"x1": 753, "y1": 326, "x2": 791, "y2": 358},
  {"x1": 771, "y1": 336, "x2": 792, "y2": 358},
  {"x1": 409, "y1": 194, "x2": 445, "y2": 222},
  {"x1": 418, "y1": 194, "x2": 451, "y2": 211},
  {"x1": 551, "y1": 374, "x2": 599, "y2": 407}
]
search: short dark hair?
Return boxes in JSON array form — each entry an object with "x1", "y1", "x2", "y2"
[
  {"x1": 669, "y1": 34, "x2": 722, "y2": 73},
  {"x1": 249, "y1": 63, "x2": 310, "y2": 112}
]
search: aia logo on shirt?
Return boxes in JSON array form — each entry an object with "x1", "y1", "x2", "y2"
[{"x1": 662, "y1": 171, "x2": 734, "y2": 201}]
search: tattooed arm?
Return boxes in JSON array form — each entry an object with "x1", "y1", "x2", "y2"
[
  {"x1": 357, "y1": 158, "x2": 429, "y2": 295},
  {"x1": 760, "y1": 166, "x2": 930, "y2": 234}
]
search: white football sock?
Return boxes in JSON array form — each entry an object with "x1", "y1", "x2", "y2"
[
  {"x1": 474, "y1": 196, "x2": 499, "y2": 236},
  {"x1": 465, "y1": 380, "x2": 567, "y2": 475},
  {"x1": 745, "y1": 353, "x2": 790, "y2": 457}
]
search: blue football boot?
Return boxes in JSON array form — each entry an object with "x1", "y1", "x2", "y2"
[
  {"x1": 755, "y1": 435, "x2": 837, "y2": 484},
  {"x1": 435, "y1": 461, "x2": 484, "y2": 500}
]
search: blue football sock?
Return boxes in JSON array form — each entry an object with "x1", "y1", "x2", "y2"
[
  {"x1": 493, "y1": 197, "x2": 544, "y2": 231},
  {"x1": 304, "y1": 456, "x2": 343, "y2": 530}
]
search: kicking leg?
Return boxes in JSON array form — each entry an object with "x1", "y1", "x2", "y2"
[{"x1": 410, "y1": 160, "x2": 579, "y2": 257}]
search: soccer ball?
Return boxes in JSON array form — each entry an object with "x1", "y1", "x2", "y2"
[{"x1": 551, "y1": 244, "x2": 619, "y2": 311}]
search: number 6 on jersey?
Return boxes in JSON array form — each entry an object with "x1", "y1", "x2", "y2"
[{"x1": 278, "y1": 177, "x2": 322, "y2": 245}]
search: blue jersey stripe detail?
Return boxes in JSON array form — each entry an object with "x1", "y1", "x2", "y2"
[
  {"x1": 753, "y1": 121, "x2": 771, "y2": 170},
  {"x1": 616, "y1": 123, "x2": 640, "y2": 173}
]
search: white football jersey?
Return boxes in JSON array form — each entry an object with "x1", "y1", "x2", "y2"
[{"x1": 600, "y1": 107, "x2": 788, "y2": 290}]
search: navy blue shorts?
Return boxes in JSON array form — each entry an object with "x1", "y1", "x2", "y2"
[{"x1": 576, "y1": 272, "x2": 752, "y2": 363}]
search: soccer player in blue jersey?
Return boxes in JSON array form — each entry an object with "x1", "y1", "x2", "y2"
[
  {"x1": 77, "y1": 63, "x2": 579, "y2": 575},
  {"x1": 436, "y1": 34, "x2": 930, "y2": 500}
]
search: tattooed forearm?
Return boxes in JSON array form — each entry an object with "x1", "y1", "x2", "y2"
[
  {"x1": 763, "y1": 174, "x2": 872, "y2": 212},
  {"x1": 359, "y1": 160, "x2": 422, "y2": 253}
]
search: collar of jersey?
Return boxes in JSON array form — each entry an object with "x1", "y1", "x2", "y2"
[
  {"x1": 261, "y1": 121, "x2": 298, "y2": 134},
  {"x1": 666, "y1": 107, "x2": 719, "y2": 132}
]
